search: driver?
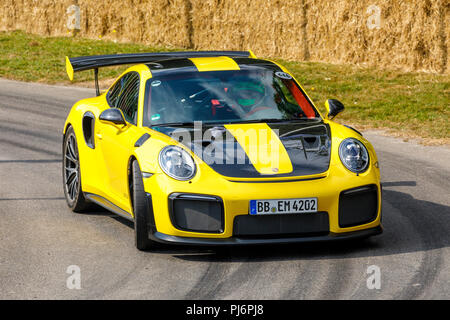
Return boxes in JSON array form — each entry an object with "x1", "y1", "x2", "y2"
[{"x1": 228, "y1": 81, "x2": 277, "y2": 119}]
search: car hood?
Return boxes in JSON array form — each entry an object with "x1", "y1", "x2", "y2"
[{"x1": 154, "y1": 121, "x2": 331, "y2": 178}]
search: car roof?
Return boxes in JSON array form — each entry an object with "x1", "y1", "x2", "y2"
[{"x1": 144, "y1": 57, "x2": 282, "y2": 76}]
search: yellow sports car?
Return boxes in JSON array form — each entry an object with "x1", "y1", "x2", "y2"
[{"x1": 63, "y1": 51, "x2": 382, "y2": 250}]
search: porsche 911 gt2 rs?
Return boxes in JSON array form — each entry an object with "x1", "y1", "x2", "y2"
[{"x1": 63, "y1": 50, "x2": 382, "y2": 250}]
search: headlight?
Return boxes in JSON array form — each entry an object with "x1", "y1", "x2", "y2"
[
  {"x1": 159, "y1": 146, "x2": 196, "y2": 180},
  {"x1": 339, "y1": 138, "x2": 369, "y2": 173}
]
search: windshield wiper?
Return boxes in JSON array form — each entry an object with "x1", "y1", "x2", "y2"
[
  {"x1": 225, "y1": 118, "x2": 283, "y2": 124},
  {"x1": 285, "y1": 117, "x2": 321, "y2": 122},
  {"x1": 153, "y1": 121, "x2": 195, "y2": 127},
  {"x1": 227, "y1": 118, "x2": 316, "y2": 124}
]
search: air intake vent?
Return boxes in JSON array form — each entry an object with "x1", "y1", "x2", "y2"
[
  {"x1": 169, "y1": 194, "x2": 224, "y2": 233},
  {"x1": 339, "y1": 184, "x2": 378, "y2": 228}
]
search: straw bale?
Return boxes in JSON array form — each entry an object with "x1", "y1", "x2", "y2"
[{"x1": 0, "y1": 0, "x2": 447, "y2": 73}]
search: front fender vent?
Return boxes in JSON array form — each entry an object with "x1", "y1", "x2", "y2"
[{"x1": 82, "y1": 112, "x2": 95, "y2": 149}]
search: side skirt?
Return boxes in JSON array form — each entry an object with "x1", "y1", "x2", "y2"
[{"x1": 84, "y1": 192, "x2": 134, "y2": 222}]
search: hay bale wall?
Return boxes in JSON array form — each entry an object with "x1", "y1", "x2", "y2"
[{"x1": 0, "y1": 0, "x2": 448, "y2": 73}]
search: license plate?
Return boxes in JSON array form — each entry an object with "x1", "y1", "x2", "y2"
[{"x1": 249, "y1": 198, "x2": 318, "y2": 215}]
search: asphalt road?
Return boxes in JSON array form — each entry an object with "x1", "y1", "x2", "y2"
[{"x1": 0, "y1": 78, "x2": 449, "y2": 300}]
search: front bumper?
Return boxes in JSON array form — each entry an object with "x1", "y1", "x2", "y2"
[
  {"x1": 143, "y1": 143, "x2": 383, "y2": 243},
  {"x1": 149, "y1": 225, "x2": 383, "y2": 246}
]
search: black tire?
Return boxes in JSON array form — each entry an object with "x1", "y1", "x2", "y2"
[
  {"x1": 62, "y1": 126, "x2": 91, "y2": 212},
  {"x1": 131, "y1": 160, "x2": 154, "y2": 251}
]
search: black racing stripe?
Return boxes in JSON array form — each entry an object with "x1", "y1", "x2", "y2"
[
  {"x1": 268, "y1": 121, "x2": 330, "y2": 137},
  {"x1": 145, "y1": 58, "x2": 197, "y2": 73},
  {"x1": 267, "y1": 122, "x2": 332, "y2": 177},
  {"x1": 206, "y1": 128, "x2": 261, "y2": 178},
  {"x1": 154, "y1": 125, "x2": 261, "y2": 178},
  {"x1": 232, "y1": 57, "x2": 281, "y2": 70},
  {"x1": 232, "y1": 57, "x2": 280, "y2": 69}
]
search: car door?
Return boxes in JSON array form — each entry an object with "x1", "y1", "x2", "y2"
[{"x1": 96, "y1": 71, "x2": 143, "y2": 213}]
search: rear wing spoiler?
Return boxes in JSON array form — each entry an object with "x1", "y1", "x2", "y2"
[{"x1": 65, "y1": 50, "x2": 257, "y2": 95}]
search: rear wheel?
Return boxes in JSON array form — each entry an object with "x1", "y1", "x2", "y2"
[
  {"x1": 131, "y1": 160, "x2": 155, "y2": 251},
  {"x1": 62, "y1": 126, "x2": 91, "y2": 212}
]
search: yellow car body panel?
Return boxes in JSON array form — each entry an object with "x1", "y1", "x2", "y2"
[
  {"x1": 224, "y1": 123, "x2": 293, "y2": 175},
  {"x1": 63, "y1": 52, "x2": 382, "y2": 245},
  {"x1": 189, "y1": 56, "x2": 240, "y2": 72}
]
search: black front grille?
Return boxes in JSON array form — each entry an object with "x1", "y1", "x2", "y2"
[
  {"x1": 339, "y1": 184, "x2": 378, "y2": 228},
  {"x1": 169, "y1": 194, "x2": 224, "y2": 233},
  {"x1": 233, "y1": 212, "x2": 329, "y2": 237}
]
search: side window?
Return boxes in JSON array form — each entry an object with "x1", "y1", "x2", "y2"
[
  {"x1": 107, "y1": 78, "x2": 122, "y2": 108},
  {"x1": 107, "y1": 72, "x2": 140, "y2": 125}
]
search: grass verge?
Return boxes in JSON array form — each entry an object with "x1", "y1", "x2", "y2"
[{"x1": 1, "y1": 30, "x2": 448, "y2": 144}]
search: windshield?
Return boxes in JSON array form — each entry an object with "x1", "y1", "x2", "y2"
[{"x1": 143, "y1": 69, "x2": 320, "y2": 126}]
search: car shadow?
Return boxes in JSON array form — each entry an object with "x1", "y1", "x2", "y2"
[
  {"x1": 78, "y1": 206, "x2": 135, "y2": 228},
  {"x1": 99, "y1": 181, "x2": 450, "y2": 262}
]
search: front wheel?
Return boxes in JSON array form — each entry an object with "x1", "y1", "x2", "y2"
[{"x1": 131, "y1": 160, "x2": 156, "y2": 251}]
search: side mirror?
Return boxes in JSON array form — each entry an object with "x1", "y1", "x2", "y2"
[
  {"x1": 325, "y1": 99, "x2": 345, "y2": 120},
  {"x1": 99, "y1": 108, "x2": 126, "y2": 126}
]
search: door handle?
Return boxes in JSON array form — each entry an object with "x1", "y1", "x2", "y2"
[{"x1": 96, "y1": 133, "x2": 103, "y2": 140}]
